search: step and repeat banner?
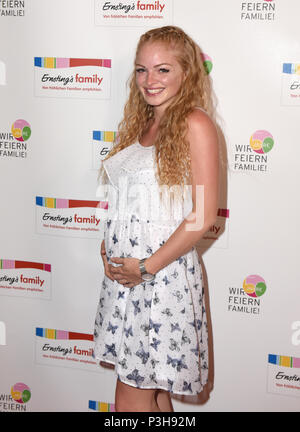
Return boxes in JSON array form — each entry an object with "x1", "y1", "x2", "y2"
[{"x1": 0, "y1": 0, "x2": 300, "y2": 412}]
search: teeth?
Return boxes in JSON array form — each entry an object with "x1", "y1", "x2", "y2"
[{"x1": 146, "y1": 88, "x2": 164, "y2": 94}]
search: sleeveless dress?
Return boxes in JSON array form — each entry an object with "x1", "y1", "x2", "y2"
[{"x1": 93, "y1": 135, "x2": 209, "y2": 396}]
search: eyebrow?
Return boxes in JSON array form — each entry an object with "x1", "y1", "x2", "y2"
[{"x1": 135, "y1": 63, "x2": 173, "y2": 68}]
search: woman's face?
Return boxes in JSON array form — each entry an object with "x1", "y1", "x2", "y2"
[{"x1": 135, "y1": 41, "x2": 185, "y2": 113}]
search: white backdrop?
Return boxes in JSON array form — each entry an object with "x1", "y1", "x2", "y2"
[{"x1": 0, "y1": 0, "x2": 300, "y2": 412}]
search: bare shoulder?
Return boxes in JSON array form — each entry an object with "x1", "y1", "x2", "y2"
[
  {"x1": 187, "y1": 109, "x2": 216, "y2": 138},
  {"x1": 186, "y1": 108, "x2": 218, "y2": 146}
]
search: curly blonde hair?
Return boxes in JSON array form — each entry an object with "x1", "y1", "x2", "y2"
[{"x1": 98, "y1": 25, "x2": 218, "y2": 194}]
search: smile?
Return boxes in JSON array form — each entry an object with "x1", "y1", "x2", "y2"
[{"x1": 145, "y1": 88, "x2": 165, "y2": 95}]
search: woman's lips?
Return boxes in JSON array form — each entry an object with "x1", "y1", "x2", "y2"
[{"x1": 144, "y1": 88, "x2": 165, "y2": 96}]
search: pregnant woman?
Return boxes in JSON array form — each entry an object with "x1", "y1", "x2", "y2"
[{"x1": 93, "y1": 25, "x2": 220, "y2": 412}]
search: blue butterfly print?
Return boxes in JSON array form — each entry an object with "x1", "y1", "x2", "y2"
[
  {"x1": 201, "y1": 360, "x2": 209, "y2": 371},
  {"x1": 107, "y1": 248, "x2": 113, "y2": 258},
  {"x1": 149, "y1": 372, "x2": 158, "y2": 384},
  {"x1": 169, "y1": 338, "x2": 180, "y2": 352},
  {"x1": 171, "y1": 322, "x2": 181, "y2": 333},
  {"x1": 153, "y1": 292, "x2": 160, "y2": 305},
  {"x1": 166, "y1": 355, "x2": 178, "y2": 369},
  {"x1": 159, "y1": 240, "x2": 166, "y2": 247},
  {"x1": 183, "y1": 381, "x2": 193, "y2": 393},
  {"x1": 112, "y1": 306, "x2": 122, "y2": 320},
  {"x1": 167, "y1": 379, "x2": 174, "y2": 392},
  {"x1": 107, "y1": 321, "x2": 118, "y2": 334},
  {"x1": 184, "y1": 285, "x2": 189, "y2": 293},
  {"x1": 124, "y1": 325, "x2": 133, "y2": 338},
  {"x1": 146, "y1": 245, "x2": 153, "y2": 254},
  {"x1": 162, "y1": 308, "x2": 173, "y2": 317},
  {"x1": 129, "y1": 237, "x2": 139, "y2": 247},
  {"x1": 118, "y1": 358, "x2": 128, "y2": 369},
  {"x1": 112, "y1": 233, "x2": 118, "y2": 244},
  {"x1": 171, "y1": 269, "x2": 179, "y2": 279},
  {"x1": 150, "y1": 337, "x2": 161, "y2": 352},
  {"x1": 95, "y1": 311, "x2": 103, "y2": 328},
  {"x1": 172, "y1": 290, "x2": 183, "y2": 302},
  {"x1": 193, "y1": 283, "x2": 200, "y2": 290},
  {"x1": 176, "y1": 256, "x2": 185, "y2": 265},
  {"x1": 199, "y1": 349, "x2": 206, "y2": 360},
  {"x1": 196, "y1": 319, "x2": 202, "y2": 330},
  {"x1": 188, "y1": 265, "x2": 195, "y2": 275},
  {"x1": 189, "y1": 319, "x2": 202, "y2": 330},
  {"x1": 118, "y1": 291, "x2": 125, "y2": 300},
  {"x1": 126, "y1": 368, "x2": 145, "y2": 387},
  {"x1": 104, "y1": 343, "x2": 117, "y2": 357},
  {"x1": 144, "y1": 298, "x2": 152, "y2": 308},
  {"x1": 149, "y1": 318, "x2": 162, "y2": 334},
  {"x1": 135, "y1": 341, "x2": 149, "y2": 365},
  {"x1": 190, "y1": 345, "x2": 199, "y2": 356},
  {"x1": 107, "y1": 219, "x2": 112, "y2": 228},
  {"x1": 162, "y1": 275, "x2": 171, "y2": 285},
  {"x1": 181, "y1": 330, "x2": 191, "y2": 345},
  {"x1": 99, "y1": 296, "x2": 105, "y2": 308},
  {"x1": 132, "y1": 300, "x2": 141, "y2": 316},
  {"x1": 140, "y1": 323, "x2": 150, "y2": 336},
  {"x1": 180, "y1": 308, "x2": 185, "y2": 314},
  {"x1": 176, "y1": 355, "x2": 188, "y2": 372},
  {"x1": 150, "y1": 359, "x2": 160, "y2": 369},
  {"x1": 123, "y1": 342, "x2": 132, "y2": 356}
]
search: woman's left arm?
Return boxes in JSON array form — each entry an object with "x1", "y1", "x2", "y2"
[{"x1": 144, "y1": 109, "x2": 220, "y2": 275}]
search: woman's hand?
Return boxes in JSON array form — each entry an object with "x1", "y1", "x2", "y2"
[
  {"x1": 110, "y1": 257, "x2": 143, "y2": 288},
  {"x1": 100, "y1": 239, "x2": 115, "y2": 282}
]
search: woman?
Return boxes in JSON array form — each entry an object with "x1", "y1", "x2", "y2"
[{"x1": 93, "y1": 25, "x2": 220, "y2": 412}]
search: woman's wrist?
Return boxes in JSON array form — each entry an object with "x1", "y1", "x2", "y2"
[{"x1": 144, "y1": 255, "x2": 161, "y2": 275}]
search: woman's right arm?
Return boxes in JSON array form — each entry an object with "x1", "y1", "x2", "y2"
[{"x1": 100, "y1": 239, "x2": 115, "y2": 281}]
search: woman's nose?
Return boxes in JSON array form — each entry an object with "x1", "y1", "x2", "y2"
[{"x1": 145, "y1": 70, "x2": 156, "y2": 86}]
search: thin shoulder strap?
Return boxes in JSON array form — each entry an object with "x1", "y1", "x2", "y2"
[{"x1": 194, "y1": 106, "x2": 207, "y2": 114}]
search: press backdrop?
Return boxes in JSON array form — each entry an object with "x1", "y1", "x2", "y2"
[{"x1": 0, "y1": 0, "x2": 300, "y2": 412}]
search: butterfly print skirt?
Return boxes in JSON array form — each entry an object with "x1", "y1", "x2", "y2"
[{"x1": 93, "y1": 217, "x2": 209, "y2": 396}]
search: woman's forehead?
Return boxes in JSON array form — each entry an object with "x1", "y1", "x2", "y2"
[{"x1": 136, "y1": 41, "x2": 181, "y2": 64}]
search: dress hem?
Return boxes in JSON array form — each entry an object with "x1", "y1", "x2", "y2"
[{"x1": 94, "y1": 355, "x2": 206, "y2": 397}]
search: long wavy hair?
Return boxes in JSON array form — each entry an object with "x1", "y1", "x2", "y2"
[{"x1": 98, "y1": 26, "x2": 219, "y2": 199}]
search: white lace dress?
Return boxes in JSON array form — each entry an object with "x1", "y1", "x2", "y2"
[{"x1": 93, "y1": 141, "x2": 208, "y2": 396}]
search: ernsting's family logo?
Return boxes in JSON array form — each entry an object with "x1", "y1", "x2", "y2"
[
  {"x1": 267, "y1": 355, "x2": 300, "y2": 398},
  {"x1": 95, "y1": 0, "x2": 173, "y2": 27},
  {"x1": 35, "y1": 196, "x2": 106, "y2": 239},
  {"x1": 92, "y1": 130, "x2": 117, "y2": 170},
  {"x1": 281, "y1": 63, "x2": 300, "y2": 106},
  {"x1": 241, "y1": 0, "x2": 276, "y2": 21},
  {"x1": 34, "y1": 57, "x2": 112, "y2": 100}
]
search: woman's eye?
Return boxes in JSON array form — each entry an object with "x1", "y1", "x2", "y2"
[
  {"x1": 136, "y1": 68, "x2": 145, "y2": 73},
  {"x1": 159, "y1": 68, "x2": 169, "y2": 73}
]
